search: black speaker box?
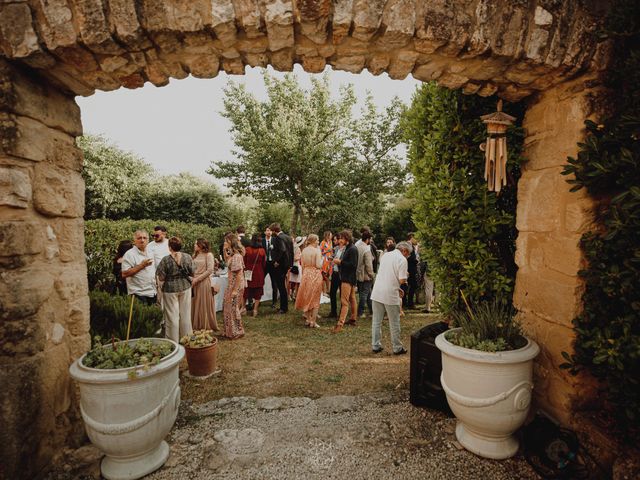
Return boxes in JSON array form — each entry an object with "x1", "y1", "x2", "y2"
[{"x1": 409, "y1": 321, "x2": 453, "y2": 416}]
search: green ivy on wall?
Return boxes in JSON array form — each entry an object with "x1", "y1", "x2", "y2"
[
  {"x1": 560, "y1": 0, "x2": 640, "y2": 435},
  {"x1": 402, "y1": 83, "x2": 524, "y2": 314}
]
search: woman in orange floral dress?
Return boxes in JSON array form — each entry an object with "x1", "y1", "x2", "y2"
[
  {"x1": 222, "y1": 233, "x2": 245, "y2": 339},
  {"x1": 295, "y1": 234, "x2": 324, "y2": 328}
]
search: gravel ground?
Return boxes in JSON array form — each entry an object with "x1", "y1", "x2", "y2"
[{"x1": 143, "y1": 391, "x2": 541, "y2": 480}]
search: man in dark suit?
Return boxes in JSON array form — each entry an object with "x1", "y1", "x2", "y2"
[
  {"x1": 405, "y1": 232, "x2": 419, "y2": 309},
  {"x1": 269, "y1": 222, "x2": 293, "y2": 313},
  {"x1": 332, "y1": 229, "x2": 359, "y2": 332},
  {"x1": 262, "y1": 225, "x2": 278, "y2": 307}
]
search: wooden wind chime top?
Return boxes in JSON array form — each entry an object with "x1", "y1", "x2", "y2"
[{"x1": 480, "y1": 100, "x2": 515, "y2": 194}]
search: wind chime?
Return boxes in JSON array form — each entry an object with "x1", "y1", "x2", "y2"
[{"x1": 480, "y1": 100, "x2": 515, "y2": 193}]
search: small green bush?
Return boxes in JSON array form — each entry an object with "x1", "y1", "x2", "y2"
[
  {"x1": 89, "y1": 290, "x2": 163, "y2": 340},
  {"x1": 447, "y1": 298, "x2": 525, "y2": 352},
  {"x1": 86, "y1": 218, "x2": 227, "y2": 291}
]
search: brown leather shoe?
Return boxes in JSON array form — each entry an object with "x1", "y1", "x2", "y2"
[
  {"x1": 345, "y1": 319, "x2": 356, "y2": 326},
  {"x1": 331, "y1": 325, "x2": 343, "y2": 334}
]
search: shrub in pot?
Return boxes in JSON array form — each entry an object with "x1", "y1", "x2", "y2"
[
  {"x1": 69, "y1": 337, "x2": 185, "y2": 480},
  {"x1": 180, "y1": 330, "x2": 218, "y2": 378},
  {"x1": 435, "y1": 299, "x2": 539, "y2": 460}
]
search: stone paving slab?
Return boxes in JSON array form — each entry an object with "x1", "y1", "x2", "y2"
[{"x1": 147, "y1": 392, "x2": 540, "y2": 480}]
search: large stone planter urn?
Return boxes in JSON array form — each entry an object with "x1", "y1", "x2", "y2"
[
  {"x1": 69, "y1": 338, "x2": 184, "y2": 480},
  {"x1": 435, "y1": 329, "x2": 539, "y2": 459}
]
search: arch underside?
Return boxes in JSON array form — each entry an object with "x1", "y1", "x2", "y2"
[{"x1": 0, "y1": 0, "x2": 609, "y2": 101}]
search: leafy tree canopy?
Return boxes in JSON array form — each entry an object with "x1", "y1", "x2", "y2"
[
  {"x1": 209, "y1": 72, "x2": 406, "y2": 234},
  {"x1": 80, "y1": 135, "x2": 243, "y2": 229}
]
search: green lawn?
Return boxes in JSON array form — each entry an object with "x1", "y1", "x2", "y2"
[{"x1": 182, "y1": 302, "x2": 440, "y2": 403}]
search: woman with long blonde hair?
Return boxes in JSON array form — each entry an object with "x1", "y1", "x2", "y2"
[
  {"x1": 191, "y1": 238, "x2": 217, "y2": 331},
  {"x1": 295, "y1": 234, "x2": 324, "y2": 328},
  {"x1": 222, "y1": 233, "x2": 245, "y2": 339}
]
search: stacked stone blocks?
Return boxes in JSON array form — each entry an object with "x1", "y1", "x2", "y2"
[
  {"x1": 516, "y1": 77, "x2": 604, "y2": 424},
  {"x1": 0, "y1": 1, "x2": 607, "y2": 100},
  {"x1": 0, "y1": 59, "x2": 89, "y2": 478}
]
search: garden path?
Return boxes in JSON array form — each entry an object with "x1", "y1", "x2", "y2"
[{"x1": 148, "y1": 391, "x2": 540, "y2": 479}]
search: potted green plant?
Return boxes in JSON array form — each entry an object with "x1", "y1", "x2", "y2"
[
  {"x1": 435, "y1": 297, "x2": 539, "y2": 460},
  {"x1": 180, "y1": 329, "x2": 218, "y2": 378},
  {"x1": 69, "y1": 337, "x2": 185, "y2": 480}
]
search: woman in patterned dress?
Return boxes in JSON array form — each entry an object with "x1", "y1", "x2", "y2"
[
  {"x1": 222, "y1": 233, "x2": 245, "y2": 339},
  {"x1": 319, "y1": 231, "x2": 333, "y2": 295},
  {"x1": 295, "y1": 234, "x2": 324, "y2": 328}
]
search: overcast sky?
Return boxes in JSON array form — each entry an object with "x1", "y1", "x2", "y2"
[{"x1": 78, "y1": 65, "x2": 421, "y2": 183}]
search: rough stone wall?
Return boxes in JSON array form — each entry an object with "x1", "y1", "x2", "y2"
[
  {"x1": 0, "y1": 59, "x2": 89, "y2": 480},
  {"x1": 515, "y1": 76, "x2": 605, "y2": 425},
  {"x1": 0, "y1": 1, "x2": 608, "y2": 101}
]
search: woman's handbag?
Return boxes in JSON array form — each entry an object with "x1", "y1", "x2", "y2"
[
  {"x1": 244, "y1": 251, "x2": 260, "y2": 282},
  {"x1": 290, "y1": 265, "x2": 299, "y2": 275}
]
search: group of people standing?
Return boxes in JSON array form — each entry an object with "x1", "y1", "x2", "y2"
[
  {"x1": 113, "y1": 223, "x2": 433, "y2": 354},
  {"x1": 113, "y1": 226, "x2": 249, "y2": 343}
]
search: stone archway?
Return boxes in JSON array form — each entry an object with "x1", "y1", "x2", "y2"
[{"x1": 0, "y1": 1, "x2": 611, "y2": 477}]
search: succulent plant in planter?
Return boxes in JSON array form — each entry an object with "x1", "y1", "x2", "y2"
[
  {"x1": 435, "y1": 296, "x2": 539, "y2": 460},
  {"x1": 180, "y1": 330, "x2": 218, "y2": 378},
  {"x1": 180, "y1": 329, "x2": 216, "y2": 348},
  {"x1": 83, "y1": 336, "x2": 174, "y2": 372}
]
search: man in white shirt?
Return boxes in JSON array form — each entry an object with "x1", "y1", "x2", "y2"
[
  {"x1": 122, "y1": 229, "x2": 157, "y2": 305},
  {"x1": 370, "y1": 241, "x2": 412, "y2": 355},
  {"x1": 147, "y1": 225, "x2": 170, "y2": 268}
]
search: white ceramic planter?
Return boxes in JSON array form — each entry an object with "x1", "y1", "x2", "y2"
[
  {"x1": 69, "y1": 338, "x2": 185, "y2": 480},
  {"x1": 435, "y1": 329, "x2": 539, "y2": 459}
]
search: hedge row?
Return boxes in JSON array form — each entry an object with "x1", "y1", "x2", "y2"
[
  {"x1": 89, "y1": 290, "x2": 163, "y2": 341},
  {"x1": 86, "y1": 218, "x2": 227, "y2": 291}
]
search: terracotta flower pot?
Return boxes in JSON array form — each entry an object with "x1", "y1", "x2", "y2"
[{"x1": 184, "y1": 338, "x2": 218, "y2": 377}]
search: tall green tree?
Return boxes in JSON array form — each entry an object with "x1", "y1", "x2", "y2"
[
  {"x1": 209, "y1": 72, "x2": 406, "y2": 234},
  {"x1": 402, "y1": 83, "x2": 524, "y2": 314},
  {"x1": 80, "y1": 135, "x2": 154, "y2": 219},
  {"x1": 381, "y1": 196, "x2": 417, "y2": 243},
  {"x1": 135, "y1": 173, "x2": 244, "y2": 228},
  {"x1": 80, "y1": 135, "x2": 243, "y2": 229}
]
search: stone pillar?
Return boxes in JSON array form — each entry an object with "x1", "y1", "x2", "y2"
[
  {"x1": 514, "y1": 77, "x2": 603, "y2": 425},
  {"x1": 0, "y1": 60, "x2": 89, "y2": 479}
]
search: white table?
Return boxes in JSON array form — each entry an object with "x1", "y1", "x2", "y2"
[{"x1": 211, "y1": 273, "x2": 274, "y2": 312}]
